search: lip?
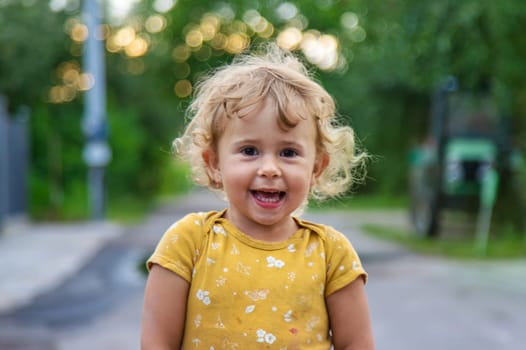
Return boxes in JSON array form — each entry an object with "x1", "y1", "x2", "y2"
[{"x1": 250, "y1": 189, "x2": 285, "y2": 209}]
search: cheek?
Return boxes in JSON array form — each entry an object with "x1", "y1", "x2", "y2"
[
  {"x1": 290, "y1": 167, "x2": 315, "y2": 188},
  {"x1": 220, "y1": 165, "x2": 249, "y2": 185}
]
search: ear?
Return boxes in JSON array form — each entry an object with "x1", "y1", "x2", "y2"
[
  {"x1": 202, "y1": 149, "x2": 222, "y2": 185},
  {"x1": 313, "y1": 152, "x2": 329, "y2": 179}
]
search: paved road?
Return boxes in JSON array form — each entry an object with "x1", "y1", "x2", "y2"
[
  {"x1": 1, "y1": 190, "x2": 525, "y2": 349},
  {"x1": 304, "y1": 210, "x2": 526, "y2": 350}
]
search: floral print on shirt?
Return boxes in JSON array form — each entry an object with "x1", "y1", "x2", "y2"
[{"x1": 147, "y1": 210, "x2": 366, "y2": 349}]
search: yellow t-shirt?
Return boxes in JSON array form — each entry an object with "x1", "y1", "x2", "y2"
[{"x1": 147, "y1": 210, "x2": 367, "y2": 349}]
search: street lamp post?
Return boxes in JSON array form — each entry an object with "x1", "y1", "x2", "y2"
[
  {"x1": 82, "y1": 0, "x2": 111, "y2": 220},
  {"x1": 0, "y1": 97, "x2": 9, "y2": 231}
]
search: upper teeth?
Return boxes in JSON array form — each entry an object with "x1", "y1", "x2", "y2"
[{"x1": 254, "y1": 191, "x2": 281, "y2": 202}]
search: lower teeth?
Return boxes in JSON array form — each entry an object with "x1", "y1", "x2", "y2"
[{"x1": 255, "y1": 192, "x2": 281, "y2": 202}]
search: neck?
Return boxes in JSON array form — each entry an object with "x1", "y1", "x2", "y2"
[{"x1": 223, "y1": 210, "x2": 298, "y2": 242}]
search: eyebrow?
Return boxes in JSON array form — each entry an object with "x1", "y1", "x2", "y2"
[
  {"x1": 232, "y1": 138, "x2": 306, "y2": 149},
  {"x1": 279, "y1": 140, "x2": 306, "y2": 149}
]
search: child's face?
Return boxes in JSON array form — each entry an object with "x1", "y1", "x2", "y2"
[{"x1": 204, "y1": 97, "x2": 327, "y2": 237}]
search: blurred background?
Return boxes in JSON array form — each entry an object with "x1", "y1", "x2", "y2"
[
  {"x1": 1, "y1": 1, "x2": 526, "y2": 349},
  {"x1": 1, "y1": 0, "x2": 526, "y2": 233}
]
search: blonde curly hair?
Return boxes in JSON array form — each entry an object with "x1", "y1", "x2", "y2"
[{"x1": 174, "y1": 43, "x2": 367, "y2": 201}]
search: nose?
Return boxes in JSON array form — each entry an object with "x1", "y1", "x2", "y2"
[{"x1": 257, "y1": 155, "x2": 281, "y2": 177}]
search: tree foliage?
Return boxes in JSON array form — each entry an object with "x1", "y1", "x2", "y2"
[
  {"x1": 0, "y1": 1, "x2": 70, "y2": 111},
  {"x1": 1, "y1": 0, "x2": 525, "y2": 220},
  {"x1": 124, "y1": 0, "x2": 526, "y2": 193}
]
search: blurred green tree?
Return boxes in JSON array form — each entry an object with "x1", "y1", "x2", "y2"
[
  {"x1": 121, "y1": 0, "x2": 525, "y2": 193},
  {"x1": 1, "y1": 0, "x2": 524, "y2": 223},
  {"x1": 0, "y1": 1, "x2": 70, "y2": 111}
]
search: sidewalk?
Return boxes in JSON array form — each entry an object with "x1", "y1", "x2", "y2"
[
  {"x1": 0, "y1": 189, "x2": 229, "y2": 317},
  {"x1": 0, "y1": 217, "x2": 123, "y2": 314}
]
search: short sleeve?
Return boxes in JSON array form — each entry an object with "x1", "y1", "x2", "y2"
[
  {"x1": 324, "y1": 227, "x2": 367, "y2": 296},
  {"x1": 147, "y1": 212, "x2": 207, "y2": 282}
]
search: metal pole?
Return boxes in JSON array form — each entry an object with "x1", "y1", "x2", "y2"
[
  {"x1": 8, "y1": 106, "x2": 30, "y2": 216},
  {"x1": 82, "y1": 0, "x2": 111, "y2": 220},
  {"x1": 0, "y1": 96, "x2": 9, "y2": 232},
  {"x1": 474, "y1": 168, "x2": 499, "y2": 256}
]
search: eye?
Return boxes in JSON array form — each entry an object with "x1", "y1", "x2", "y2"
[
  {"x1": 280, "y1": 148, "x2": 298, "y2": 158},
  {"x1": 240, "y1": 146, "x2": 258, "y2": 156}
]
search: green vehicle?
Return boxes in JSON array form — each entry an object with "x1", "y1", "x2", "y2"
[{"x1": 409, "y1": 77, "x2": 522, "y2": 251}]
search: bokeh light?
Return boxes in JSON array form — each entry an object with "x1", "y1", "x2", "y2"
[
  {"x1": 106, "y1": 37, "x2": 120, "y2": 53},
  {"x1": 348, "y1": 26, "x2": 366, "y2": 42},
  {"x1": 276, "y1": 27, "x2": 302, "y2": 50},
  {"x1": 276, "y1": 2, "x2": 298, "y2": 21},
  {"x1": 242, "y1": 10, "x2": 274, "y2": 39},
  {"x1": 258, "y1": 23, "x2": 274, "y2": 39},
  {"x1": 340, "y1": 12, "x2": 359, "y2": 30},
  {"x1": 113, "y1": 26, "x2": 136, "y2": 47},
  {"x1": 86, "y1": 3, "x2": 358, "y2": 96},
  {"x1": 48, "y1": 85, "x2": 76, "y2": 103},
  {"x1": 172, "y1": 44, "x2": 191, "y2": 62},
  {"x1": 100, "y1": 24, "x2": 112, "y2": 40},
  {"x1": 300, "y1": 30, "x2": 340, "y2": 70},
  {"x1": 48, "y1": 64, "x2": 95, "y2": 104},
  {"x1": 287, "y1": 14, "x2": 309, "y2": 31},
  {"x1": 145, "y1": 15, "x2": 167, "y2": 33},
  {"x1": 243, "y1": 10, "x2": 262, "y2": 30},
  {"x1": 124, "y1": 36, "x2": 149, "y2": 57},
  {"x1": 200, "y1": 14, "x2": 221, "y2": 40},
  {"x1": 185, "y1": 29, "x2": 204, "y2": 48},
  {"x1": 49, "y1": 0, "x2": 68, "y2": 12},
  {"x1": 174, "y1": 79, "x2": 192, "y2": 98},
  {"x1": 215, "y1": 3, "x2": 235, "y2": 23},
  {"x1": 174, "y1": 62, "x2": 191, "y2": 79},
  {"x1": 153, "y1": 0, "x2": 177, "y2": 13},
  {"x1": 104, "y1": 25, "x2": 151, "y2": 58},
  {"x1": 210, "y1": 32, "x2": 228, "y2": 50},
  {"x1": 78, "y1": 73, "x2": 95, "y2": 91},
  {"x1": 70, "y1": 23, "x2": 88, "y2": 42},
  {"x1": 225, "y1": 32, "x2": 250, "y2": 54},
  {"x1": 62, "y1": 68, "x2": 79, "y2": 86}
]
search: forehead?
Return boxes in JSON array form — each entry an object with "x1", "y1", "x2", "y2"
[
  {"x1": 239, "y1": 95, "x2": 312, "y2": 127},
  {"x1": 222, "y1": 97, "x2": 317, "y2": 139}
]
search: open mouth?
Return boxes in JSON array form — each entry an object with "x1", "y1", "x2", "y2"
[{"x1": 250, "y1": 190, "x2": 286, "y2": 204}]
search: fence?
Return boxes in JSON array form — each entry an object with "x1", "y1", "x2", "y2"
[{"x1": 0, "y1": 96, "x2": 30, "y2": 231}]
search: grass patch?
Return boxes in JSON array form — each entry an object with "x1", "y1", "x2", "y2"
[
  {"x1": 107, "y1": 195, "x2": 154, "y2": 224},
  {"x1": 362, "y1": 223, "x2": 526, "y2": 259},
  {"x1": 108, "y1": 161, "x2": 194, "y2": 224},
  {"x1": 158, "y1": 160, "x2": 193, "y2": 196}
]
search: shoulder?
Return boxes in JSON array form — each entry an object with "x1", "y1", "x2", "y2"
[
  {"x1": 146, "y1": 210, "x2": 225, "y2": 278},
  {"x1": 166, "y1": 210, "x2": 225, "y2": 235},
  {"x1": 157, "y1": 210, "x2": 225, "y2": 250},
  {"x1": 295, "y1": 217, "x2": 363, "y2": 265},
  {"x1": 294, "y1": 217, "x2": 350, "y2": 245}
]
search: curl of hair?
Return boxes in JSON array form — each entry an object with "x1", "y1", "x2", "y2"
[{"x1": 173, "y1": 43, "x2": 367, "y2": 200}]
